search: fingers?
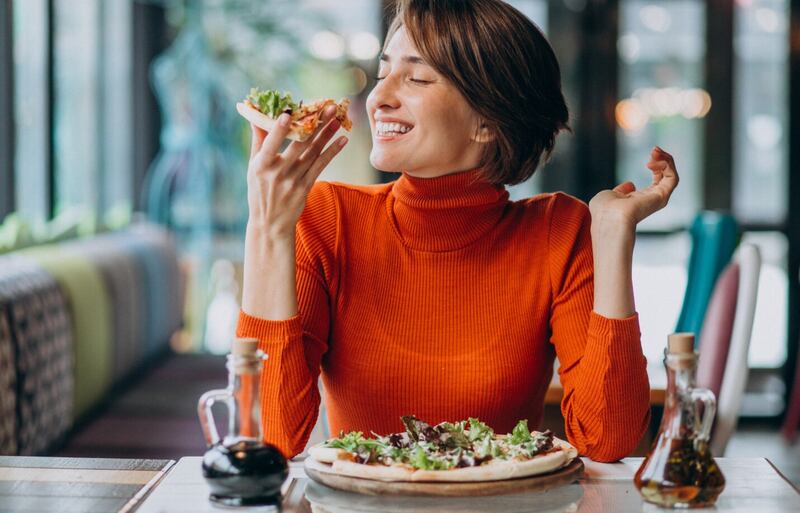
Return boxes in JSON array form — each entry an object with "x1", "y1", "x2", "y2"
[
  {"x1": 651, "y1": 147, "x2": 678, "y2": 179},
  {"x1": 283, "y1": 106, "x2": 337, "y2": 163},
  {"x1": 652, "y1": 146, "x2": 676, "y2": 170},
  {"x1": 250, "y1": 124, "x2": 267, "y2": 159},
  {"x1": 299, "y1": 118, "x2": 342, "y2": 176},
  {"x1": 613, "y1": 181, "x2": 636, "y2": 195},
  {"x1": 641, "y1": 146, "x2": 678, "y2": 210},
  {"x1": 303, "y1": 136, "x2": 349, "y2": 187},
  {"x1": 647, "y1": 160, "x2": 666, "y2": 186},
  {"x1": 257, "y1": 113, "x2": 293, "y2": 160}
]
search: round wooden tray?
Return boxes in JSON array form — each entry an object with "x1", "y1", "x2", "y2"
[{"x1": 303, "y1": 457, "x2": 584, "y2": 497}]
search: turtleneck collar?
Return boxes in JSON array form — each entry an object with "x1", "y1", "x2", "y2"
[{"x1": 387, "y1": 168, "x2": 510, "y2": 252}]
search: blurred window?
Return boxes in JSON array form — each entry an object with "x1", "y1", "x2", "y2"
[
  {"x1": 732, "y1": 0, "x2": 790, "y2": 371},
  {"x1": 741, "y1": 231, "x2": 788, "y2": 368},
  {"x1": 633, "y1": 231, "x2": 788, "y2": 370},
  {"x1": 53, "y1": 0, "x2": 100, "y2": 220},
  {"x1": 732, "y1": 0, "x2": 788, "y2": 224},
  {"x1": 101, "y1": 0, "x2": 134, "y2": 222},
  {"x1": 633, "y1": 233, "x2": 691, "y2": 365},
  {"x1": 12, "y1": 0, "x2": 49, "y2": 225},
  {"x1": 617, "y1": 0, "x2": 706, "y2": 230}
]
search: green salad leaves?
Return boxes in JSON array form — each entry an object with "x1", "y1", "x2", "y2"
[
  {"x1": 245, "y1": 88, "x2": 298, "y2": 118},
  {"x1": 323, "y1": 416, "x2": 555, "y2": 471}
]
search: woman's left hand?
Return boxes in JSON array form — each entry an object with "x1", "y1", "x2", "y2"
[{"x1": 589, "y1": 146, "x2": 680, "y2": 230}]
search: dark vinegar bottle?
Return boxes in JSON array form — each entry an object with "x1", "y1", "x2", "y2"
[{"x1": 198, "y1": 338, "x2": 288, "y2": 508}]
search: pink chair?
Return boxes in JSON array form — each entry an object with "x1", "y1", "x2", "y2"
[
  {"x1": 709, "y1": 244, "x2": 761, "y2": 455},
  {"x1": 696, "y1": 262, "x2": 740, "y2": 400},
  {"x1": 695, "y1": 243, "x2": 761, "y2": 455}
]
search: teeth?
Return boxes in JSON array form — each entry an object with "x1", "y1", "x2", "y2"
[{"x1": 376, "y1": 121, "x2": 413, "y2": 136}]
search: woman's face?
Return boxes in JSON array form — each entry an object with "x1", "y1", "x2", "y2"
[{"x1": 366, "y1": 27, "x2": 489, "y2": 178}]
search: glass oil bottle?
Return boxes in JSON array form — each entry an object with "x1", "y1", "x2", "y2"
[
  {"x1": 198, "y1": 338, "x2": 288, "y2": 508},
  {"x1": 634, "y1": 332, "x2": 725, "y2": 508}
]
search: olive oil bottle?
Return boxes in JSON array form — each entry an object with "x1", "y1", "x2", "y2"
[{"x1": 634, "y1": 333, "x2": 725, "y2": 508}]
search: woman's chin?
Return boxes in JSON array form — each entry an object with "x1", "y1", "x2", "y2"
[{"x1": 369, "y1": 152, "x2": 404, "y2": 173}]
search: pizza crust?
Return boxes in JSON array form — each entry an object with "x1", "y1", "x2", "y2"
[
  {"x1": 308, "y1": 445, "x2": 346, "y2": 464},
  {"x1": 330, "y1": 459, "x2": 416, "y2": 481},
  {"x1": 236, "y1": 102, "x2": 313, "y2": 142},
  {"x1": 307, "y1": 437, "x2": 578, "y2": 483}
]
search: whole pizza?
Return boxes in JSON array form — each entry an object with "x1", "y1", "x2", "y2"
[{"x1": 307, "y1": 415, "x2": 578, "y2": 483}]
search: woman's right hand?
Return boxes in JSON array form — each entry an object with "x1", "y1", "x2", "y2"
[{"x1": 246, "y1": 106, "x2": 349, "y2": 238}]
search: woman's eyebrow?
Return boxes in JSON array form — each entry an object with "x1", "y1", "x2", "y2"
[{"x1": 379, "y1": 53, "x2": 429, "y2": 66}]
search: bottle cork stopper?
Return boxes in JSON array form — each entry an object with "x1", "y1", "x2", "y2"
[
  {"x1": 668, "y1": 333, "x2": 695, "y2": 354},
  {"x1": 232, "y1": 338, "x2": 258, "y2": 356}
]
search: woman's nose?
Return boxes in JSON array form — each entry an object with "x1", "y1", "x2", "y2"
[{"x1": 369, "y1": 76, "x2": 401, "y2": 110}]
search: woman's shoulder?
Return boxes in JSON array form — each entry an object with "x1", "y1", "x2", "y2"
[
  {"x1": 517, "y1": 191, "x2": 590, "y2": 225},
  {"x1": 305, "y1": 180, "x2": 392, "y2": 214},
  {"x1": 305, "y1": 180, "x2": 391, "y2": 212},
  {"x1": 298, "y1": 181, "x2": 392, "y2": 245}
]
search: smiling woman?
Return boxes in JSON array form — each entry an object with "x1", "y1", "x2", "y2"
[
  {"x1": 367, "y1": 3, "x2": 569, "y2": 185},
  {"x1": 237, "y1": 0, "x2": 679, "y2": 465}
]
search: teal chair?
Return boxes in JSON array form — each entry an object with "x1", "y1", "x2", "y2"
[{"x1": 675, "y1": 212, "x2": 740, "y2": 342}]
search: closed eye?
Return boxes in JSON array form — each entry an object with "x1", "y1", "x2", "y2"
[{"x1": 373, "y1": 76, "x2": 433, "y2": 84}]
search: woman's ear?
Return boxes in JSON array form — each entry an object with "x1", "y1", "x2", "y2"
[{"x1": 471, "y1": 121, "x2": 495, "y2": 144}]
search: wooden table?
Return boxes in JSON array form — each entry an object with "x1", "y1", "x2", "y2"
[
  {"x1": 0, "y1": 456, "x2": 173, "y2": 513},
  {"x1": 135, "y1": 456, "x2": 800, "y2": 512}
]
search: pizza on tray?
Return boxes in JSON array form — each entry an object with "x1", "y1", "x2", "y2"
[{"x1": 306, "y1": 415, "x2": 578, "y2": 483}]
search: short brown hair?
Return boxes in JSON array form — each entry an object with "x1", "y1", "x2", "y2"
[{"x1": 384, "y1": 0, "x2": 570, "y2": 186}]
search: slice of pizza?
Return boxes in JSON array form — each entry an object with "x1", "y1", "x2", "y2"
[
  {"x1": 306, "y1": 416, "x2": 578, "y2": 483},
  {"x1": 236, "y1": 88, "x2": 353, "y2": 142}
]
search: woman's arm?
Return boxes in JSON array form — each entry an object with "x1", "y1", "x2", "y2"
[
  {"x1": 242, "y1": 229, "x2": 298, "y2": 320},
  {"x1": 242, "y1": 106, "x2": 345, "y2": 319},
  {"x1": 551, "y1": 147, "x2": 679, "y2": 462},
  {"x1": 590, "y1": 222, "x2": 635, "y2": 319},
  {"x1": 548, "y1": 196, "x2": 649, "y2": 463},
  {"x1": 238, "y1": 107, "x2": 348, "y2": 458},
  {"x1": 589, "y1": 146, "x2": 679, "y2": 319}
]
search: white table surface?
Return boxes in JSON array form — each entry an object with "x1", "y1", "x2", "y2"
[{"x1": 135, "y1": 456, "x2": 800, "y2": 512}]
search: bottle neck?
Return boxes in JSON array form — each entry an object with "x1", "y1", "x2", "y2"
[
  {"x1": 666, "y1": 360, "x2": 696, "y2": 396},
  {"x1": 661, "y1": 351, "x2": 699, "y2": 437},
  {"x1": 225, "y1": 353, "x2": 263, "y2": 444}
]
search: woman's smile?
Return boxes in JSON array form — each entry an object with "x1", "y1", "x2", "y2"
[
  {"x1": 374, "y1": 119, "x2": 415, "y2": 141},
  {"x1": 374, "y1": 130, "x2": 414, "y2": 142}
]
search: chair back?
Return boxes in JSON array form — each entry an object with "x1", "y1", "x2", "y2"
[
  {"x1": 675, "y1": 212, "x2": 739, "y2": 340},
  {"x1": 697, "y1": 262, "x2": 740, "y2": 399},
  {"x1": 710, "y1": 243, "x2": 761, "y2": 455}
]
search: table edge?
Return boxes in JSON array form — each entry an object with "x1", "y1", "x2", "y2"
[
  {"x1": 765, "y1": 458, "x2": 800, "y2": 495},
  {"x1": 121, "y1": 459, "x2": 177, "y2": 513}
]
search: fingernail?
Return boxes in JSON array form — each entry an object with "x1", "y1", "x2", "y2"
[
  {"x1": 280, "y1": 114, "x2": 290, "y2": 127},
  {"x1": 338, "y1": 137, "x2": 348, "y2": 147}
]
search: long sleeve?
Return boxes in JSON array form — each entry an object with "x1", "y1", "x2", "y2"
[
  {"x1": 236, "y1": 182, "x2": 339, "y2": 459},
  {"x1": 547, "y1": 192, "x2": 650, "y2": 462}
]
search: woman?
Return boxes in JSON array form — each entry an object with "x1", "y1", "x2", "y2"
[{"x1": 238, "y1": 0, "x2": 678, "y2": 463}]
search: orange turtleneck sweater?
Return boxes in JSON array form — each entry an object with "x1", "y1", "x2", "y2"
[{"x1": 237, "y1": 169, "x2": 650, "y2": 463}]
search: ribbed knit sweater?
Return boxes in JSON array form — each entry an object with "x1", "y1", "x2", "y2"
[{"x1": 237, "y1": 169, "x2": 650, "y2": 463}]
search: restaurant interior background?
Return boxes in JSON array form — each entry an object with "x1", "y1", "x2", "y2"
[{"x1": 1, "y1": 0, "x2": 799, "y2": 484}]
